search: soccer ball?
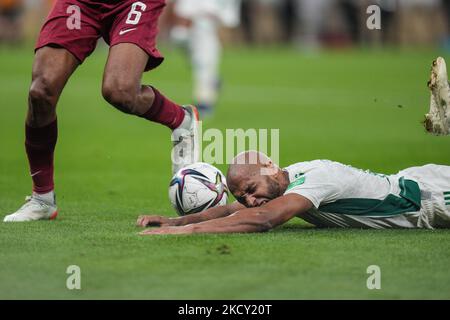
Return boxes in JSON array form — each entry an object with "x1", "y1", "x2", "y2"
[{"x1": 169, "y1": 162, "x2": 229, "y2": 216}]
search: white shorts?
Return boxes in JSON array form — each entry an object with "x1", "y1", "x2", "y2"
[
  {"x1": 174, "y1": 0, "x2": 241, "y2": 27},
  {"x1": 398, "y1": 164, "x2": 450, "y2": 228}
]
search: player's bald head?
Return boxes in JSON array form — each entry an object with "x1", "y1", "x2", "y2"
[{"x1": 226, "y1": 151, "x2": 273, "y2": 192}]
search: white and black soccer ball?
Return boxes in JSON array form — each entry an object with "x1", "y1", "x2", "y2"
[{"x1": 169, "y1": 162, "x2": 229, "y2": 216}]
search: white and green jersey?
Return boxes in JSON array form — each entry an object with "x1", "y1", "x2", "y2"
[{"x1": 283, "y1": 160, "x2": 450, "y2": 229}]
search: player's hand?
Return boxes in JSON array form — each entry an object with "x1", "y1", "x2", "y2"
[
  {"x1": 136, "y1": 215, "x2": 173, "y2": 227},
  {"x1": 139, "y1": 225, "x2": 194, "y2": 235}
]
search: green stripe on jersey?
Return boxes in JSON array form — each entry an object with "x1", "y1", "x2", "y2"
[
  {"x1": 286, "y1": 175, "x2": 305, "y2": 191},
  {"x1": 444, "y1": 191, "x2": 450, "y2": 195},
  {"x1": 319, "y1": 178, "x2": 421, "y2": 217}
]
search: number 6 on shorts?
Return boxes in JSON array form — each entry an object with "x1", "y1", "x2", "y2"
[{"x1": 126, "y1": 1, "x2": 147, "y2": 25}]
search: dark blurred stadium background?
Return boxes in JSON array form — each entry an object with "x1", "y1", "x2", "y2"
[{"x1": 1, "y1": 0, "x2": 450, "y2": 49}]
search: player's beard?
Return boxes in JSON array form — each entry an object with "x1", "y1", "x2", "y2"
[{"x1": 265, "y1": 175, "x2": 283, "y2": 200}]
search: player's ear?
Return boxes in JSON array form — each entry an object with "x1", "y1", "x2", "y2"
[
  {"x1": 260, "y1": 161, "x2": 277, "y2": 176},
  {"x1": 263, "y1": 160, "x2": 275, "y2": 169}
]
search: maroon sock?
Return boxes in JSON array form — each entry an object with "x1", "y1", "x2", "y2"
[
  {"x1": 25, "y1": 119, "x2": 58, "y2": 194},
  {"x1": 140, "y1": 86, "x2": 185, "y2": 130}
]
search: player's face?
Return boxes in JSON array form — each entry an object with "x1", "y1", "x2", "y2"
[{"x1": 233, "y1": 174, "x2": 282, "y2": 208}]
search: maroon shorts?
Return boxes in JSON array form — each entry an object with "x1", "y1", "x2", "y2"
[{"x1": 36, "y1": 0, "x2": 165, "y2": 71}]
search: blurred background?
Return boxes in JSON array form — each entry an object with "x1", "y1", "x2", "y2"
[
  {"x1": 3, "y1": 0, "x2": 450, "y2": 114},
  {"x1": 1, "y1": 0, "x2": 450, "y2": 49}
]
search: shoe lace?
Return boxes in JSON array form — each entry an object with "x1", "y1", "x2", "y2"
[
  {"x1": 172, "y1": 107, "x2": 195, "y2": 147},
  {"x1": 172, "y1": 128, "x2": 194, "y2": 157},
  {"x1": 172, "y1": 134, "x2": 184, "y2": 146},
  {"x1": 17, "y1": 196, "x2": 46, "y2": 213}
]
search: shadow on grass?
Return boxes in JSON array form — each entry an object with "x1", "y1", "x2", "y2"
[{"x1": 272, "y1": 223, "x2": 441, "y2": 235}]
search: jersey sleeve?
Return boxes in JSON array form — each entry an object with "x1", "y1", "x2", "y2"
[{"x1": 283, "y1": 167, "x2": 341, "y2": 208}]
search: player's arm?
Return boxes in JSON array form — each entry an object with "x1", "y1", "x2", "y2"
[
  {"x1": 136, "y1": 201, "x2": 246, "y2": 227},
  {"x1": 140, "y1": 194, "x2": 312, "y2": 235}
]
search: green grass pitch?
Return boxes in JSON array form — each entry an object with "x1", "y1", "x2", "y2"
[{"x1": 0, "y1": 45, "x2": 449, "y2": 299}]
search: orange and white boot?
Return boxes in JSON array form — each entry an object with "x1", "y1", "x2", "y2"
[{"x1": 3, "y1": 193, "x2": 57, "y2": 222}]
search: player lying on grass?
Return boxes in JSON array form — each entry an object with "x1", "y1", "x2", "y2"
[
  {"x1": 137, "y1": 151, "x2": 450, "y2": 234},
  {"x1": 137, "y1": 56, "x2": 450, "y2": 235}
]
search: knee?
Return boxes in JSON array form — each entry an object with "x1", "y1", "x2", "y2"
[
  {"x1": 102, "y1": 81, "x2": 138, "y2": 115},
  {"x1": 29, "y1": 76, "x2": 58, "y2": 107},
  {"x1": 28, "y1": 76, "x2": 58, "y2": 123}
]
